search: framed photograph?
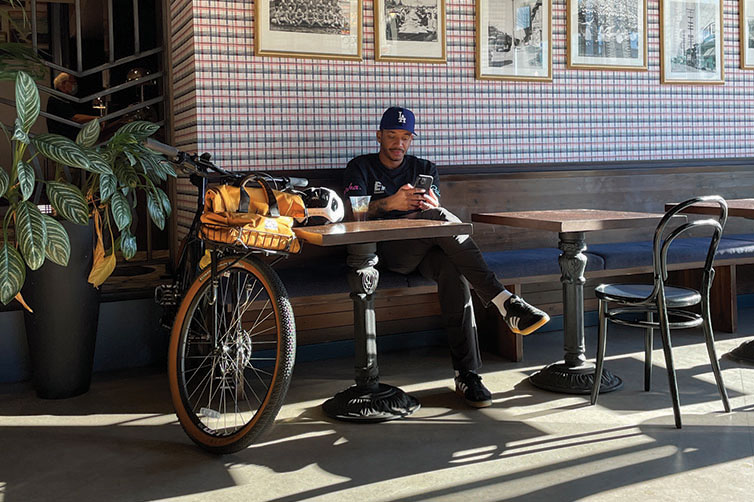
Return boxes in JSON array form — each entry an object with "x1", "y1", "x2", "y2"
[
  {"x1": 375, "y1": 0, "x2": 446, "y2": 63},
  {"x1": 566, "y1": 0, "x2": 647, "y2": 70},
  {"x1": 255, "y1": 0, "x2": 362, "y2": 60},
  {"x1": 660, "y1": 0, "x2": 723, "y2": 83},
  {"x1": 476, "y1": 0, "x2": 552, "y2": 81},
  {"x1": 740, "y1": 0, "x2": 754, "y2": 69}
]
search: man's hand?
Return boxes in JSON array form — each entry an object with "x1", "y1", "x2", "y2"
[
  {"x1": 390, "y1": 183, "x2": 433, "y2": 211},
  {"x1": 417, "y1": 185, "x2": 439, "y2": 210},
  {"x1": 368, "y1": 183, "x2": 440, "y2": 216},
  {"x1": 385, "y1": 184, "x2": 439, "y2": 211}
]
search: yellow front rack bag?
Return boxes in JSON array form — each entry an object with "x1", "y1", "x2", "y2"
[{"x1": 199, "y1": 177, "x2": 305, "y2": 253}]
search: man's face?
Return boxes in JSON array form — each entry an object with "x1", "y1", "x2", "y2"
[
  {"x1": 377, "y1": 129, "x2": 413, "y2": 164},
  {"x1": 62, "y1": 77, "x2": 78, "y2": 95}
]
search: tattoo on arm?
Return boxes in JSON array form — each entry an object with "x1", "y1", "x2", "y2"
[{"x1": 368, "y1": 198, "x2": 391, "y2": 217}]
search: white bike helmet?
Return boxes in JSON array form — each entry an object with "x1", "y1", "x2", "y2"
[{"x1": 300, "y1": 187, "x2": 344, "y2": 225}]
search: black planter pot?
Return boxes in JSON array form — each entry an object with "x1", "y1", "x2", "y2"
[{"x1": 23, "y1": 220, "x2": 100, "y2": 399}]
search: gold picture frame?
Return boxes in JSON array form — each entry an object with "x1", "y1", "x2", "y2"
[
  {"x1": 476, "y1": 0, "x2": 552, "y2": 81},
  {"x1": 740, "y1": 0, "x2": 754, "y2": 69},
  {"x1": 660, "y1": 0, "x2": 724, "y2": 84},
  {"x1": 255, "y1": 0, "x2": 362, "y2": 61},
  {"x1": 566, "y1": 0, "x2": 647, "y2": 71},
  {"x1": 375, "y1": 0, "x2": 446, "y2": 63}
]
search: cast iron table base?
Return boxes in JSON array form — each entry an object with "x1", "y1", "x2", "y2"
[
  {"x1": 322, "y1": 383, "x2": 421, "y2": 422},
  {"x1": 322, "y1": 242, "x2": 421, "y2": 422},
  {"x1": 528, "y1": 231, "x2": 623, "y2": 394}
]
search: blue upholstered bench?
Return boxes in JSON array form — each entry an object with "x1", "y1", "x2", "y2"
[
  {"x1": 280, "y1": 233, "x2": 754, "y2": 304},
  {"x1": 587, "y1": 235, "x2": 754, "y2": 270},
  {"x1": 276, "y1": 233, "x2": 754, "y2": 362}
]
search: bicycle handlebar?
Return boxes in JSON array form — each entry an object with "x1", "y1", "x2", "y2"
[
  {"x1": 144, "y1": 137, "x2": 179, "y2": 159},
  {"x1": 143, "y1": 138, "x2": 309, "y2": 188}
]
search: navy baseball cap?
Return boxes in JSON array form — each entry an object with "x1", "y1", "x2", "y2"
[{"x1": 379, "y1": 107, "x2": 417, "y2": 135}]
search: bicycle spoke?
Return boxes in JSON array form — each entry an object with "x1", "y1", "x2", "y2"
[{"x1": 171, "y1": 256, "x2": 294, "y2": 450}]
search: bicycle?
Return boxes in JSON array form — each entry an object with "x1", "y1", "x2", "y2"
[{"x1": 146, "y1": 138, "x2": 308, "y2": 454}]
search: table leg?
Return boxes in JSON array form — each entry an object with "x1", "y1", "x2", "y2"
[
  {"x1": 529, "y1": 231, "x2": 623, "y2": 394},
  {"x1": 321, "y1": 242, "x2": 420, "y2": 421}
]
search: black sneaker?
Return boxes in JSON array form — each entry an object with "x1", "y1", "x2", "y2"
[
  {"x1": 503, "y1": 295, "x2": 550, "y2": 335},
  {"x1": 455, "y1": 371, "x2": 492, "y2": 408}
]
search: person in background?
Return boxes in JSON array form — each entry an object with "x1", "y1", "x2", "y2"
[
  {"x1": 46, "y1": 72, "x2": 99, "y2": 140},
  {"x1": 343, "y1": 106, "x2": 550, "y2": 409}
]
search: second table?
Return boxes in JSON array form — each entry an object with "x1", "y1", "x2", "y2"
[{"x1": 472, "y1": 209, "x2": 672, "y2": 394}]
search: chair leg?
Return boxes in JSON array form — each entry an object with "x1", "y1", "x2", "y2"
[
  {"x1": 591, "y1": 300, "x2": 608, "y2": 405},
  {"x1": 657, "y1": 295, "x2": 682, "y2": 429},
  {"x1": 644, "y1": 311, "x2": 653, "y2": 392},
  {"x1": 701, "y1": 298, "x2": 731, "y2": 413}
]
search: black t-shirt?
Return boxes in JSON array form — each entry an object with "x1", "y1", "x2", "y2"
[
  {"x1": 46, "y1": 96, "x2": 79, "y2": 140},
  {"x1": 343, "y1": 153, "x2": 440, "y2": 219}
]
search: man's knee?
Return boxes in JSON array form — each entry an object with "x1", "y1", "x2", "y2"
[{"x1": 419, "y1": 207, "x2": 461, "y2": 223}]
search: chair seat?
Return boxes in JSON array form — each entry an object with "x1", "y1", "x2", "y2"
[{"x1": 595, "y1": 283, "x2": 701, "y2": 308}]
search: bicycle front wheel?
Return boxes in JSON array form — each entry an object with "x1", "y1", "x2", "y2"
[{"x1": 168, "y1": 255, "x2": 296, "y2": 454}]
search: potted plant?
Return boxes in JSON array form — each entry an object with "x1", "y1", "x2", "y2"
[{"x1": 1, "y1": 71, "x2": 175, "y2": 397}]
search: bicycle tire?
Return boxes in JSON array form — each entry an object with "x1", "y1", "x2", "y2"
[{"x1": 168, "y1": 255, "x2": 296, "y2": 454}]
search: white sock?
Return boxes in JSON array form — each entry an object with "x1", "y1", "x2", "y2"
[{"x1": 491, "y1": 290, "x2": 514, "y2": 316}]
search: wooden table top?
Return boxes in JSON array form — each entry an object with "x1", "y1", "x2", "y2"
[
  {"x1": 294, "y1": 219, "x2": 473, "y2": 246},
  {"x1": 472, "y1": 209, "x2": 670, "y2": 233},
  {"x1": 665, "y1": 198, "x2": 754, "y2": 219}
]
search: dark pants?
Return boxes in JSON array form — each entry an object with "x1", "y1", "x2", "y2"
[{"x1": 378, "y1": 208, "x2": 506, "y2": 372}]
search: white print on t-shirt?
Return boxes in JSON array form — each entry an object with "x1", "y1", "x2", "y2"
[{"x1": 374, "y1": 181, "x2": 385, "y2": 194}]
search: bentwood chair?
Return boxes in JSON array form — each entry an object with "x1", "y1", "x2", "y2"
[{"x1": 590, "y1": 196, "x2": 731, "y2": 428}]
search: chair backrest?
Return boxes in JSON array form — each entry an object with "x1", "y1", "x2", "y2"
[{"x1": 652, "y1": 195, "x2": 728, "y2": 290}]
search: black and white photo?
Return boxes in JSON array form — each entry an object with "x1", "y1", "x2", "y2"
[
  {"x1": 256, "y1": 0, "x2": 362, "y2": 60},
  {"x1": 477, "y1": 0, "x2": 551, "y2": 80},
  {"x1": 567, "y1": 0, "x2": 647, "y2": 69},
  {"x1": 661, "y1": 0, "x2": 723, "y2": 82},
  {"x1": 376, "y1": 0, "x2": 446, "y2": 62},
  {"x1": 269, "y1": 0, "x2": 351, "y2": 35}
]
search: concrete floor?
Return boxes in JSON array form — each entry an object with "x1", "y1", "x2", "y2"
[{"x1": 2, "y1": 312, "x2": 754, "y2": 502}]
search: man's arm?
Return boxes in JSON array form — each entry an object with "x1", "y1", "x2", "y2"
[{"x1": 71, "y1": 113, "x2": 100, "y2": 124}]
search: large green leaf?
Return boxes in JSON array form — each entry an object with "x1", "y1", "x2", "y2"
[
  {"x1": 46, "y1": 181, "x2": 89, "y2": 224},
  {"x1": 16, "y1": 160, "x2": 34, "y2": 201},
  {"x1": 124, "y1": 150, "x2": 137, "y2": 167},
  {"x1": 31, "y1": 133, "x2": 92, "y2": 171},
  {"x1": 114, "y1": 160, "x2": 139, "y2": 188},
  {"x1": 0, "y1": 166, "x2": 9, "y2": 197},
  {"x1": 15, "y1": 71, "x2": 39, "y2": 133},
  {"x1": 119, "y1": 229, "x2": 137, "y2": 260},
  {"x1": 0, "y1": 242, "x2": 25, "y2": 305},
  {"x1": 147, "y1": 191, "x2": 165, "y2": 230},
  {"x1": 139, "y1": 154, "x2": 166, "y2": 181},
  {"x1": 114, "y1": 121, "x2": 159, "y2": 140},
  {"x1": 42, "y1": 215, "x2": 70, "y2": 266},
  {"x1": 15, "y1": 200, "x2": 47, "y2": 270},
  {"x1": 110, "y1": 191, "x2": 132, "y2": 231},
  {"x1": 76, "y1": 118, "x2": 101, "y2": 148},
  {"x1": 99, "y1": 173, "x2": 117, "y2": 202},
  {"x1": 159, "y1": 160, "x2": 176, "y2": 178},
  {"x1": 155, "y1": 187, "x2": 171, "y2": 217},
  {"x1": 83, "y1": 149, "x2": 113, "y2": 175}
]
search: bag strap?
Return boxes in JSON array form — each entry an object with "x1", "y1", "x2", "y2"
[{"x1": 240, "y1": 175, "x2": 280, "y2": 217}]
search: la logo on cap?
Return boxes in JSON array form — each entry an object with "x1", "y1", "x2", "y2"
[{"x1": 397, "y1": 111, "x2": 406, "y2": 124}]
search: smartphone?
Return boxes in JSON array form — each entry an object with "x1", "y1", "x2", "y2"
[{"x1": 414, "y1": 174, "x2": 433, "y2": 193}]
